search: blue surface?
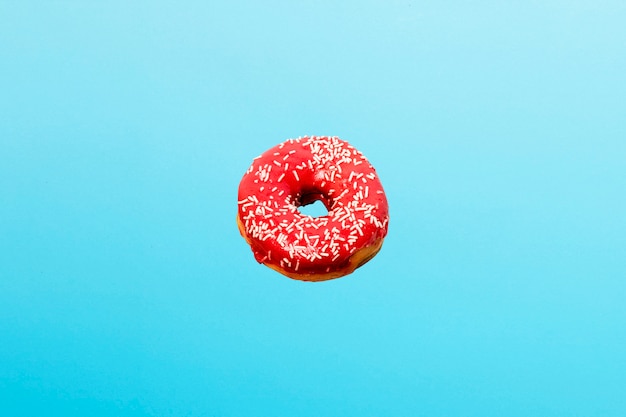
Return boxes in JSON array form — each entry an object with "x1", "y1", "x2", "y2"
[{"x1": 1, "y1": 1, "x2": 625, "y2": 416}]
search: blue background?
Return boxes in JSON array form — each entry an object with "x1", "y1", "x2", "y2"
[{"x1": 1, "y1": 1, "x2": 625, "y2": 416}]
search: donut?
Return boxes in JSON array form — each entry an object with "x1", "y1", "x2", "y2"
[{"x1": 237, "y1": 136, "x2": 389, "y2": 282}]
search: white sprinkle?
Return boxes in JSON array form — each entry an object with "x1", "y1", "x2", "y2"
[{"x1": 338, "y1": 211, "x2": 351, "y2": 223}]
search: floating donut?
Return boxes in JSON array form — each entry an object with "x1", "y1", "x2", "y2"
[{"x1": 237, "y1": 136, "x2": 389, "y2": 281}]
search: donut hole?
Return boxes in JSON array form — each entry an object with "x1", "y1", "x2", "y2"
[
  {"x1": 297, "y1": 190, "x2": 330, "y2": 218},
  {"x1": 297, "y1": 198, "x2": 328, "y2": 218}
]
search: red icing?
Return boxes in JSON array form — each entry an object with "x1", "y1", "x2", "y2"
[{"x1": 237, "y1": 136, "x2": 389, "y2": 279}]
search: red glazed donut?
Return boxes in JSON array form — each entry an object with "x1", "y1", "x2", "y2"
[{"x1": 237, "y1": 136, "x2": 389, "y2": 281}]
